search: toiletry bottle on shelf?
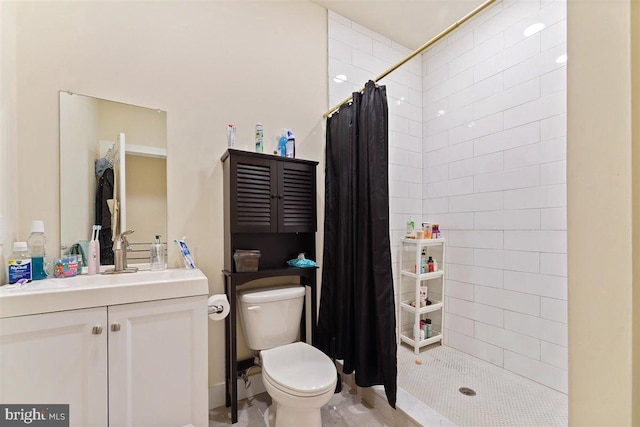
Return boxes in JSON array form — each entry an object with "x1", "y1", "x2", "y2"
[
  {"x1": 150, "y1": 235, "x2": 165, "y2": 271},
  {"x1": 406, "y1": 216, "x2": 415, "y2": 239},
  {"x1": 8, "y1": 242, "x2": 32, "y2": 284},
  {"x1": 425, "y1": 222, "x2": 433, "y2": 239},
  {"x1": 255, "y1": 123, "x2": 264, "y2": 153},
  {"x1": 420, "y1": 250, "x2": 426, "y2": 274},
  {"x1": 427, "y1": 256, "x2": 434, "y2": 273},
  {"x1": 278, "y1": 129, "x2": 288, "y2": 157},
  {"x1": 27, "y1": 220, "x2": 47, "y2": 280},
  {"x1": 425, "y1": 319, "x2": 433, "y2": 338},
  {"x1": 285, "y1": 130, "x2": 295, "y2": 158}
]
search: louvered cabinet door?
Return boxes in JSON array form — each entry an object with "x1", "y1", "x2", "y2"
[
  {"x1": 230, "y1": 156, "x2": 278, "y2": 233},
  {"x1": 277, "y1": 161, "x2": 317, "y2": 233}
]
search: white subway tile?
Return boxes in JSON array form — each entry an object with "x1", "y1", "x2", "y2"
[
  {"x1": 352, "y1": 21, "x2": 392, "y2": 46},
  {"x1": 428, "y1": 141, "x2": 474, "y2": 167},
  {"x1": 541, "y1": 297, "x2": 567, "y2": 323},
  {"x1": 388, "y1": 67, "x2": 422, "y2": 92},
  {"x1": 426, "y1": 32, "x2": 474, "y2": 74},
  {"x1": 504, "y1": 90, "x2": 566, "y2": 129},
  {"x1": 423, "y1": 197, "x2": 449, "y2": 214},
  {"x1": 504, "y1": 350, "x2": 568, "y2": 393},
  {"x1": 390, "y1": 164, "x2": 422, "y2": 184},
  {"x1": 474, "y1": 209, "x2": 540, "y2": 230},
  {"x1": 541, "y1": 66, "x2": 566, "y2": 96},
  {"x1": 448, "y1": 158, "x2": 475, "y2": 179},
  {"x1": 392, "y1": 131, "x2": 422, "y2": 152},
  {"x1": 541, "y1": 160, "x2": 566, "y2": 185},
  {"x1": 447, "y1": 329, "x2": 504, "y2": 366},
  {"x1": 427, "y1": 212, "x2": 474, "y2": 229},
  {"x1": 541, "y1": 113, "x2": 566, "y2": 140},
  {"x1": 541, "y1": 207, "x2": 567, "y2": 229},
  {"x1": 475, "y1": 285, "x2": 540, "y2": 316},
  {"x1": 448, "y1": 264, "x2": 504, "y2": 288},
  {"x1": 448, "y1": 297, "x2": 504, "y2": 328},
  {"x1": 473, "y1": 78, "x2": 540, "y2": 120},
  {"x1": 449, "y1": 73, "x2": 504, "y2": 112},
  {"x1": 329, "y1": 58, "x2": 373, "y2": 87},
  {"x1": 446, "y1": 280, "x2": 475, "y2": 302},
  {"x1": 427, "y1": 176, "x2": 474, "y2": 198},
  {"x1": 423, "y1": 65, "x2": 449, "y2": 91},
  {"x1": 540, "y1": 341, "x2": 568, "y2": 370},
  {"x1": 381, "y1": 79, "x2": 410, "y2": 102},
  {"x1": 328, "y1": 11, "x2": 351, "y2": 27},
  {"x1": 424, "y1": 98, "x2": 449, "y2": 122},
  {"x1": 475, "y1": 249, "x2": 540, "y2": 273},
  {"x1": 390, "y1": 116, "x2": 410, "y2": 134},
  {"x1": 474, "y1": 165, "x2": 540, "y2": 193},
  {"x1": 449, "y1": 112, "x2": 504, "y2": 146},
  {"x1": 504, "y1": 230, "x2": 566, "y2": 253},
  {"x1": 424, "y1": 131, "x2": 447, "y2": 154},
  {"x1": 426, "y1": 105, "x2": 474, "y2": 136},
  {"x1": 449, "y1": 33, "x2": 504, "y2": 77},
  {"x1": 445, "y1": 312, "x2": 474, "y2": 336},
  {"x1": 449, "y1": 192, "x2": 504, "y2": 212},
  {"x1": 449, "y1": 152, "x2": 504, "y2": 180},
  {"x1": 503, "y1": 1, "x2": 566, "y2": 49},
  {"x1": 503, "y1": 184, "x2": 566, "y2": 209},
  {"x1": 329, "y1": 38, "x2": 352, "y2": 63},
  {"x1": 422, "y1": 39, "x2": 448, "y2": 60},
  {"x1": 408, "y1": 88, "x2": 422, "y2": 108},
  {"x1": 503, "y1": 137, "x2": 566, "y2": 169},
  {"x1": 474, "y1": 0, "x2": 541, "y2": 45},
  {"x1": 474, "y1": 34, "x2": 541, "y2": 82},
  {"x1": 409, "y1": 120, "x2": 422, "y2": 138},
  {"x1": 474, "y1": 122, "x2": 540, "y2": 156},
  {"x1": 426, "y1": 68, "x2": 474, "y2": 103},
  {"x1": 504, "y1": 43, "x2": 567, "y2": 88},
  {"x1": 328, "y1": 19, "x2": 372, "y2": 54},
  {"x1": 446, "y1": 246, "x2": 475, "y2": 265},
  {"x1": 504, "y1": 270, "x2": 567, "y2": 299},
  {"x1": 504, "y1": 311, "x2": 567, "y2": 346},
  {"x1": 541, "y1": 20, "x2": 567, "y2": 51},
  {"x1": 448, "y1": 230, "x2": 504, "y2": 249},
  {"x1": 389, "y1": 180, "x2": 410, "y2": 198},
  {"x1": 409, "y1": 183, "x2": 423, "y2": 199},
  {"x1": 475, "y1": 322, "x2": 540, "y2": 359},
  {"x1": 393, "y1": 99, "x2": 423, "y2": 122},
  {"x1": 540, "y1": 252, "x2": 567, "y2": 276},
  {"x1": 424, "y1": 163, "x2": 449, "y2": 183}
]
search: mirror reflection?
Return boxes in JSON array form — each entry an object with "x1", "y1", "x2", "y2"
[{"x1": 59, "y1": 92, "x2": 167, "y2": 266}]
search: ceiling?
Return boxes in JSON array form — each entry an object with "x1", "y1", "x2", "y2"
[{"x1": 311, "y1": 0, "x2": 487, "y2": 50}]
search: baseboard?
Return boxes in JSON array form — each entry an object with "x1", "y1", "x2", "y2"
[{"x1": 209, "y1": 372, "x2": 266, "y2": 410}]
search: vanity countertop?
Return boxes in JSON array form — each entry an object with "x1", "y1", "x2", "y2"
[{"x1": 0, "y1": 268, "x2": 209, "y2": 318}]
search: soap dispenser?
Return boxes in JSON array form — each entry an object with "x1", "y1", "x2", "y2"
[{"x1": 150, "y1": 235, "x2": 165, "y2": 271}]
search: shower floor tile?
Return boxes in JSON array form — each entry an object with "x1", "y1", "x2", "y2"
[
  {"x1": 209, "y1": 382, "x2": 391, "y2": 427},
  {"x1": 397, "y1": 344, "x2": 568, "y2": 426}
]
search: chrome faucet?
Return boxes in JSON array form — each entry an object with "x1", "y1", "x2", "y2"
[{"x1": 104, "y1": 229, "x2": 138, "y2": 274}]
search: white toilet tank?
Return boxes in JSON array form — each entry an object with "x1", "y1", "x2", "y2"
[{"x1": 237, "y1": 285, "x2": 306, "y2": 350}]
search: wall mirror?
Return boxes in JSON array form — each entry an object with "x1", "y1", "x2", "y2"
[{"x1": 59, "y1": 91, "x2": 167, "y2": 266}]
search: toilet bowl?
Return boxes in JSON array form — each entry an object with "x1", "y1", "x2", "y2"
[
  {"x1": 237, "y1": 286, "x2": 338, "y2": 427},
  {"x1": 261, "y1": 342, "x2": 337, "y2": 427}
]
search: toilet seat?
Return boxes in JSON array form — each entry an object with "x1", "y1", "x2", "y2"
[{"x1": 261, "y1": 342, "x2": 336, "y2": 397}]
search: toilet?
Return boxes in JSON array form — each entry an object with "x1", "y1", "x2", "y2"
[{"x1": 238, "y1": 285, "x2": 337, "y2": 427}]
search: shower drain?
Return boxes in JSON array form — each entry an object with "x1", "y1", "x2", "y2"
[{"x1": 459, "y1": 387, "x2": 476, "y2": 396}]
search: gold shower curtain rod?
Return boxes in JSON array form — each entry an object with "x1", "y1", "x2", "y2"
[{"x1": 323, "y1": 0, "x2": 498, "y2": 118}]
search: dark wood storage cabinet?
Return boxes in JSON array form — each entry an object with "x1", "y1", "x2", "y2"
[{"x1": 221, "y1": 149, "x2": 319, "y2": 424}]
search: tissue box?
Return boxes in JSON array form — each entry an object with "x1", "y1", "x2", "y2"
[{"x1": 233, "y1": 250, "x2": 261, "y2": 272}]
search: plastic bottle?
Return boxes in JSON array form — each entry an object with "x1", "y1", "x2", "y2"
[
  {"x1": 425, "y1": 319, "x2": 433, "y2": 338},
  {"x1": 278, "y1": 129, "x2": 288, "y2": 157},
  {"x1": 150, "y1": 235, "x2": 165, "y2": 271},
  {"x1": 255, "y1": 123, "x2": 264, "y2": 153},
  {"x1": 8, "y1": 242, "x2": 32, "y2": 284},
  {"x1": 420, "y1": 250, "x2": 426, "y2": 274},
  {"x1": 427, "y1": 256, "x2": 435, "y2": 273},
  {"x1": 27, "y1": 220, "x2": 47, "y2": 280},
  {"x1": 405, "y1": 216, "x2": 415, "y2": 239},
  {"x1": 285, "y1": 131, "x2": 295, "y2": 158}
]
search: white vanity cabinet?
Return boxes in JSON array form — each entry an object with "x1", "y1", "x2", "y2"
[{"x1": 0, "y1": 269, "x2": 209, "y2": 427}]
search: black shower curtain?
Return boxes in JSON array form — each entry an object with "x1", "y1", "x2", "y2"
[{"x1": 317, "y1": 80, "x2": 396, "y2": 408}]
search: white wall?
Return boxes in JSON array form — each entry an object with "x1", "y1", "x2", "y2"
[
  {"x1": 8, "y1": 1, "x2": 327, "y2": 406},
  {"x1": 422, "y1": 0, "x2": 567, "y2": 393}
]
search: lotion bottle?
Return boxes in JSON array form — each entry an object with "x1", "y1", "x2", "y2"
[{"x1": 150, "y1": 235, "x2": 165, "y2": 271}]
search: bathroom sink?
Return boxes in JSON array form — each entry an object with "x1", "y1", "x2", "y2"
[{"x1": 0, "y1": 268, "x2": 208, "y2": 318}]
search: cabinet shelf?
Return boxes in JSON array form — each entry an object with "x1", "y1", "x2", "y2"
[
  {"x1": 400, "y1": 300, "x2": 443, "y2": 315},
  {"x1": 399, "y1": 328, "x2": 443, "y2": 348},
  {"x1": 400, "y1": 238, "x2": 446, "y2": 246},
  {"x1": 400, "y1": 269, "x2": 444, "y2": 280}
]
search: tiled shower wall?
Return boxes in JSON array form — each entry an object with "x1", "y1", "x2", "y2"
[
  {"x1": 328, "y1": 0, "x2": 567, "y2": 394},
  {"x1": 422, "y1": 0, "x2": 567, "y2": 393},
  {"x1": 327, "y1": 11, "x2": 423, "y2": 315}
]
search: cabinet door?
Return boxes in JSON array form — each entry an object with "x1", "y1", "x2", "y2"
[
  {"x1": 0, "y1": 308, "x2": 108, "y2": 427},
  {"x1": 230, "y1": 155, "x2": 278, "y2": 233},
  {"x1": 108, "y1": 296, "x2": 208, "y2": 427},
  {"x1": 278, "y1": 161, "x2": 317, "y2": 232}
]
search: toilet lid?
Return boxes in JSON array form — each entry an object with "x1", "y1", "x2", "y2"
[{"x1": 261, "y1": 342, "x2": 336, "y2": 396}]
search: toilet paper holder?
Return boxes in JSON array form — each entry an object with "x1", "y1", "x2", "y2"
[{"x1": 208, "y1": 305, "x2": 225, "y2": 314}]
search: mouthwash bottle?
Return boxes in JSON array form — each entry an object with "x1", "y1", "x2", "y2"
[{"x1": 27, "y1": 220, "x2": 48, "y2": 280}]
